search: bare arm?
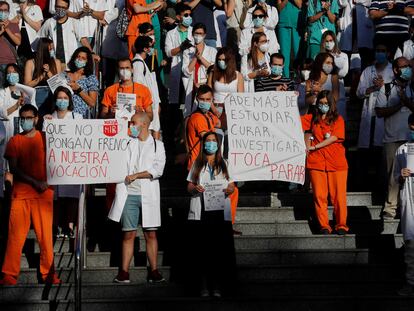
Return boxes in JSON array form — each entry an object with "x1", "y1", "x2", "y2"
[
  {"x1": 187, "y1": 0, "x2": 202, "y2": 9},
  {"x1": 369, "y1": 9, "x2": 388, "y2": 19},
  {"x1": 375, "y1": 104, "x2": 403, "y2": 118}
]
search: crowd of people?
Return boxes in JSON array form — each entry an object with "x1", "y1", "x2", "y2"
[{"x1": 0, "y1": 0, "x2": 413, "y2": 298}]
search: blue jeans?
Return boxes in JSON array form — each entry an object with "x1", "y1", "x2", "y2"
[{"x1": 204, "y1": 39, "x2": 217, "y2": 48}]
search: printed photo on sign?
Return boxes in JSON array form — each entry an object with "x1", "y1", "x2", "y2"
[
  {"x1": 116, "y1": 92, "x2": 136, "y2": 119},
  {"x1": 44, "y1": 119, "x2": 130, "y2": 185},
  {"x1": 203, "y1": 180, "x2": 227, "y2": 211},
  {"x1": 224, "y1": 92, "x2": 306, "y2": 184}
]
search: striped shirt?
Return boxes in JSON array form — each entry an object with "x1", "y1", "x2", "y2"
[
  {"x1": 369, "y1": 0, "x2": 414, "y2": 34},
  {"x1": 254, "y1": 77, "x2": 295, "y2": 92}
]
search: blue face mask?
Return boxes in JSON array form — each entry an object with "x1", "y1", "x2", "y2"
[
  {"x1": 253, "y1": 17, "x2": 264, "y2": 28},
  {"x1": 74, "y1": 59, "x2": 87, "y2": 69},
  {"x1": 218, "y1": 60, "x2": 227, "y2": 70},
  {"x1": 20, "y1": 118, "x2": 34, "y2": 132},
  {"x1": 0, "y1": 11, "x2": 9, "y2": 21},
  {"x1": 271, "y1": 65, "x2": 283, "y2": 76},
  {"x1": 49, "y1": 49, "x2": 56, "y2": 59},
  {"x1": 375, "y1": 52, "x2": 387, "y2": 64},
  {"x1": 129, "y1": 125, "x2": 141, "y2": 138},
  {"x1": 198, "y1": 101, "x2": 211, "y2": 113},
  {"x1": 182, "y1": 16, "x2": 192, "y2": 27},
  {"x1": 204, "y1": 141, "x2": 218, "y2": 154},
  {"x1": 318, "y1": 103, "x2": 330, "y2": 114},
  {"x1": 148, "y1": 47, "x2": 155, "y2": 56},
  {"x1": 56, "y1": 99, "x2": 70, "y2": 111},
  {"x1": 6, "y1": 72, "x2": 19, "y2": 85},
  {"x1": 410, "y1": 130, "x2": 414, "y2": 141},
  {"x1": 400, "y1": 67, "x2": 413, "y2": 81}
]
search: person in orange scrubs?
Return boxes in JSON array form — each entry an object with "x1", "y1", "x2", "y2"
[
  {"x1": 126, "y1": 0, "x2": 163, "y2": 59},
  {"x1": 301, "y1": 90, "x2": 349, "y2": 235},
  {"x1": 0, "y1": 105, "x2": 60, "y2": 285}
]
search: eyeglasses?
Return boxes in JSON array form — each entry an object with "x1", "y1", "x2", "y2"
[
  {"x1": 253, "y1": 14, "x2": 265, "y2": 18},
  {"x1": 258, "y1": 39, "x2": 269, "y2": 44},
  {"x1": 183, "y1": 13, "x2": 191, "y2": 17},
  {"x1": 20, "y1": 116, "x2": 35, "y2": 121}
]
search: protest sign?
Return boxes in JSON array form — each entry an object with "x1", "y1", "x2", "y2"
[
  {"x1": 407, "y1": 143, "x2": 414, "y2": 172},
  {"x1": 116, "y1": 92, "x2": 136, "y2": 119},
  {"x1": 203, "y1": 179, "x2": 227, "y2": 211},
  {"x1": 47, "y1": 73, "x2": 72, "y2": 94},
  {"x1": 44, "y1": 119, "x2": 129, "y2": 185},
  {"x1": 225, "y1": 91, "x2": 306, "y2": 184}
]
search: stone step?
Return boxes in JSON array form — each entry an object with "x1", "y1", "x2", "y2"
[
  {"x1": 233, "y1": 219, "x2": 400, "y2": 236},
  {"x1": 234, "y1": 205, "x2": 384, "y2": 222},
  {"x1": 0, "y1": 279, "x2": 406, "y2": 302}
]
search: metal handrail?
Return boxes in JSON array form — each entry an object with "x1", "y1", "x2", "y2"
[{"x1": 75, "y1": 185, "x2": 86, "y2": 311}]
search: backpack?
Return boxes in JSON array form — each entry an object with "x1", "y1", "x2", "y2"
[{"x1": 116, "y1": 8, "x2": 130, "y2": 41}]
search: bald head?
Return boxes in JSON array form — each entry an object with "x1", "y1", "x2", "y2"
[{"x1": 131, "y1": 111, "x2": 150, "y2": 129}]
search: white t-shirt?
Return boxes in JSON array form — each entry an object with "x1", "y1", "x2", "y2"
[
  {"x1": 128, "y1": 141, "x2": 144, "y2": 195},
  {"x1": 375, "y1": 82, "x2": 412, "y2": 143}
]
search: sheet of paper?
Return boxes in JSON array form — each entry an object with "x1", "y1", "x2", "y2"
[
  {"x1": 407, "y1": 143, "x2": 414, "y2": 172},
  {"x1": 47, "y1": 73, "x2": 72, "y2": 94},
  {"x1": 203, "y1": 179, "x2": 227, "y2": 211},
  {"x1": 116, "y1": 92, "x2": 136, "y2": 119}
]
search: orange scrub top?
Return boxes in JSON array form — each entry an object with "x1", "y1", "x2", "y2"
[
  {"x1": 186, "y1": 111, "x2": 219, "y2": 170},
  {"x1": 126, "y1": 0, "x2": 151, "y2": 37},
  {"x1": 101, "y1": 82, "x2": 153, "y2": 112},
  {"x1": 301, "y1": 114, "x2": 348, "y2": 171},
  {"x1": 5, "y1": 131, "x2": 53, "y2": 200}
]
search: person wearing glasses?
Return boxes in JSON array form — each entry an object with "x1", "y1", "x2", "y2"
[
  {"x1": 0, "y1": 104, "x2": 60, "y2": 285},
  {"x1": 243, "y1": 0, "x2": 279, "y2": 30},
  {"x1": 239, "y1": 5, "x2": 279, "y2": 56},
  {"x1": 375, "y1": 57, "x2": 414, "y2": 220}
]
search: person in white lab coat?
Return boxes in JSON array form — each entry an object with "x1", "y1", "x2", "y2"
[
  {"x1": 109, "y1": 112, "x2": 166, "y2": 284},
  {"x1": 393, "y1": 113, "x2": 414, "y2": 297},
  {"x1": 356, "y1": 44, "x2": 393, "y2": 189},
  {"x1": 238, "y1": 5, "x2": 279, "y2": 57},
  {"x1": 243, "y1": 0, "x2": 278, "y2": 30},
  {"x1": 182, "y1": 23, "x2": 217, "y2": 118},
  {"x1": 132, "y1": 35, "x2": 161, "y2": 138},
  {"x1": 395, "y1": 21, "x2": 414, "y2": 61},
  {"x1": 186, "y1": 131, "x2": 236, "y2": 297}
]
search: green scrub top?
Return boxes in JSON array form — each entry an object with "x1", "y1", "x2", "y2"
[
  {"x1": 278, "y1": 0, "x2": 302, "y2": 28},
  {"x1": 307, "y1": 0, "x2": 338, "y2": 45}
]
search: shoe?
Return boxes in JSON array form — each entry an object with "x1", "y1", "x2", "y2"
[
  {"x1": 113, "y1": 270, "x2": 130, "y2": 283},
  {"x1": 0, "y1": 274, "x2": 17, "y2": 285},
  {"x1": 41, "y1": 274, "x2": 62, "y2": 285},
  {"x1": 147, "y1": 269, "x2": 165, "y2": 283},
  {"x1": 212, "y1": 289, "x2": 222, "y2": 298},
  {"x1": 55, "y1": 227, "x2": 64, "y2": 238},
  {"x1": 233, "y1": 229, "x2": 242, "y2": 236},
  {"x1": 336, "y1": 228, "x2": 347, "y2": 236},
  {"x1": 68, "y1": 229, "x2": 75, "y2": 239},
  {"x1": 200, "y1": 289, "x2": 210, "y2": 297},
  {"x1": 320, "y1": 228, "x2": 330, "y2": 235},
  {"x1": 398, "y1": 284, "x2": 414, "y2": 296},
  {"x1": 382, "y1": 212, "x2": 395, "y2": 220}
]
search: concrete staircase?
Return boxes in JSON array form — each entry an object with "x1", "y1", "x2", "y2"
[{"x1": 0, "y1": 191, "x2": 413, "y2": 311}]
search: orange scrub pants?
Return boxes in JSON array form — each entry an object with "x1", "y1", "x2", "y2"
[
  {"x1": 2, "y1": 198, "x2": 54, "y2": 281},
  {"x1": 309, "y1": 169, "x2": 349, "y2": 233},
  {"x1": 229, "y1": 186, "x2": 239, "y2": 224}
]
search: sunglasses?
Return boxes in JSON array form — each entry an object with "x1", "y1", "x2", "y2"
[
  {"x1": 253, "y1": 14, "x2": 266, "y2": 18},
  {"x1": 183, "y1": 13, "x2": 191, "y2": 17}
]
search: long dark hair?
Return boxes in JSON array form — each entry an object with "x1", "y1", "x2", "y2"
[
  {"x1": 249, "y1": 32, "x2": 266, "y2": 70},
  {"x1": 309, "y1": 52, "x2": 337, "y2": 82},
  {"x1": 68, "y1": 47, "x2": 94, "y2": 76},
  {"x1": 52, "y1": 86, "x2": 74, "y2": 112},
  {"x1": 320, "y1": 30, "x2": 341, "y2": 55},
  {"x1": 191, "y1": 132, "x2": 230, "y2": 183},
  {"x1": 312, "y1": 90, "x2": 339, "y2": 125},
  {"x1": 33, "y1": 38, "x2": 58, "y2": 81},
  {"x1": 213, "y1": 47, "x2": 237, "y2": 83}
]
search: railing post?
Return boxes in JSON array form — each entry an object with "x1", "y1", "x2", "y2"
[{"x1": 75, "y1": 185, "x2": 86, "y2": 311}]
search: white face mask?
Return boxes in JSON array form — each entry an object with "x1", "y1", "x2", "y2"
[
  {"x1": 193, "y1": 34, "x2": 205, "y2": 45},
  {"x1": 259, "y1": 42, "x2": 269, "y2": 53},
  {"x1": 301, "y1": 70, "x2": 311, "y2": 81},
  {"x1": 325, "y1": 41, "x2": 335, "y2": 51},
  {"x1": 119, "y1": 69, "x2": 132, "y2": 81},
  {"x1": 322, "y1": 63, "x2": 333, "y2": 74}
]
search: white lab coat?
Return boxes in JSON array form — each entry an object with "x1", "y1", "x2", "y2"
[
  {"x1": 39, "y1": 17, "x2": 85, "y2": 66},
  {"x1": 395, "y1": 39, "x2": 414, "y2": 60},
  {"x1": 187, "y1": 165, "x2": 232, "y2": 221},
  {"x1": 239, "y1": 27, "x2": 279, "y2": 56},
  {"x1": 182, "y1": 43, "x2": 217, "y2": 118},
  {"x1": 393, "y1": 143, "x2": 414, "y2": 241},
  {"x1": 101, "y1": 0, "x2": 128, "y2": 59},
  {"x1": 333, "y1": 52, "x2": 349, "y2": 79},
  {"x1": 165, "y1": 26, "x2": 193, "y2": 104},
  {"x1": 70, "y1": 0, "x2": 110, "y2": 38},
  {"x1": 356, "y1": 63, "x2": 393, "y2": 148},
  {"x1": 243, "y1": 4, "x2": 279, "y2": 30},
  {"x1": 338, "y1": 0, "x2": 374, "y2": 51},
  {"x1": 17, "y1": 4, "x2": 43, "y2": 51},
  {"x1": 132, "y1": 54, "x2": 161, "y2": 131},
  {"x1": 108, "y1": 137, "x2": 166, "y2": 228},
  {"x1": 241, "y1": 53, "x2": 270, "y2": 92}
]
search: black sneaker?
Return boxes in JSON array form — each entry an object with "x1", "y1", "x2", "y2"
[
  {"x1": 320, "y1": 228, "x2": 330, "y2": 235},
  {"x1": 147, "y1": 269, "x2": 165, "y2": 283},
  {"x1": 113, "y1": 270, "x2": 130, "y2": 283},
  {"x1": 336, "y1": 228, "x2": 347, "y2": 236}
]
